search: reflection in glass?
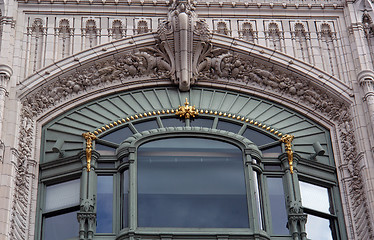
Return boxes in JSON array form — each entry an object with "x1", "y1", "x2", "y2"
[
  {"x1": 137, "y1": 138, "x2": 249, "y2": 228},
  {"x1": 97, "y1": 175, "x2": 113, "y2": 233},
  {"x1": 43, "y1": 211, "x2": 79, "y2": 240},
  {"x1": 122, "y1": 171, "x2": 129, "y2": 229},
  {"x1": 305, "y1": 215, "x2": 333, "y2": 240},
  {"x1": 190, "y1": 118, "x2": 214, "y2": 128},
  {"x1": 45, "y1": 179, "x2": 80, "y2": 212},
  {"x1": 96, "y1": 144, "x2": 116, "y2": 155},
  {"x1": 243, "y1": 128, "x2": 277, "y2": 146},
  {"x1": 97, "y1": 162, "x2": 115, "y2": 168},
  {"x1": 253, "y1": 171, "x2": 263, "y2": 230},
  {"x1": 101, "y1": 127, "x2": 134, "y2": 144},
  {"x1": 133, "y1": 120, "x2": 159, "y2": 133},
  {"x1": 262, "y1": 145, "x2": 282, "y2": 155},
  {"x1": 267, "y1": 177, "x2": 289, "y2": 235},
  {"x1": 217, "y1": 120, "x2": 242, "y2": 133},
  {"x1": 300, "y1": 181, "x2": 330, "y2": 214},
  {"x1": 162, "y1": 118, "x2": 185, "y2": 127}
]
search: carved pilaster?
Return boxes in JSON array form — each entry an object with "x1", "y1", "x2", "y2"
[
  {"x1": 358, "y1": 70, "x2": 374, "y2": 132},
  {"x1": 279, "y1": 153, "x2": 307, "y2": 240},
  {"x1": 78, "y1": 151, "x2": 99, "y2": 240}
]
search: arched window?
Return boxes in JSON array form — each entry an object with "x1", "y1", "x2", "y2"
[{"x1": 36, "y1": 88, "x2": 347, "y2": 240}]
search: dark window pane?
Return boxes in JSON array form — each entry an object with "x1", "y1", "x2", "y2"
[
  {"x1": 217, "y1": 120, "x2": 242, "y2": 133},
  {"x1": 97, "y1": 162, "x2": 115, "y2": 168},
  {"x1": 243, "y1": 128, "x2": 277, "y2": 146},
  {"x1": 101, "y1": 127, "x2": 133, "y2": 144},
  {"x1": 190, "y1": 118, "x2": 214, "y2": 128},
  {"x1": 264, "y1": 164, "x2": 282, "y2": 171},
  {"x1": 305, "y1": 215, "x2": 333, "y2": 240},
  {"x1": 137, "y1": 138, "x2": 249, "y2": 228},
  {"x1": 43, "y1": 211, "x2": 79, "y2": 240},
  {"x1": 96, "y1": 175, "x2": 113, "y2": 233},
  {"x1": 122, "y1": 171, "x2": 129, "y2": 229},
  {"x1": 162, "y1": 118, "x2": 185, "y2": 127},
  {"x1": 262, "y1": 145, "x2": 282, "y2": 153},
  {"x1": 262, "y1": 145, "x2": 282, "y2": 158},
  {"x1": 96, "y1": 144, "x2": 116, "y2": 155},
  {"x1": 133, "y1": 120, "x2": 159, "y2": 133},
  {"x1": 267, "y1": 177, "x2": 288, "y2": 235}
]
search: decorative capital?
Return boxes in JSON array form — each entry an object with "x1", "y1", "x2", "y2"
[
  {"x1": 82, "y1": 132, "x2": 97, "y2": 172},
  {"x1": 280, "y1": 134, "x2": 295, "y2": 174},
  {"x1": 175, "y1": 98, "x2": 199, "y2": 119}
]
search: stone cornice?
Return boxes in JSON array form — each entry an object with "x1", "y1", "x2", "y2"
[{"x1": 16, "y1": 0, "x2": 344, "y2": 9}]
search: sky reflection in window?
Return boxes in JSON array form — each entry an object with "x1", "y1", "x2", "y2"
[{"x1": 137, "y1": 137, "x2": 249, "y2": 228}]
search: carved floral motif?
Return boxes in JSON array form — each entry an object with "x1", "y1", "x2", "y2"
[
  {"x1": 13, "y1": 3, "x2": 372, "y2": 239},
  {"x1": 10, "y1": 108, "x2": 34, "y2": 240}
]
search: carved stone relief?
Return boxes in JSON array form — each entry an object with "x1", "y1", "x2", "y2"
[
  {"x1": 16, "y1": 45, "x2": 372, "y2": 240},
  {"x1": 11, "y1": 1, "x2": 373, "y2": 240}
]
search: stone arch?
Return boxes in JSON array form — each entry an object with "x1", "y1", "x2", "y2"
[{"x1": 12, "y1": 31, "x2": 371, "y2": 240}]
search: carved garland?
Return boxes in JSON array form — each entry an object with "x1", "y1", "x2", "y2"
[
  {"x1": 15, "y1": 48, "x2": 372, "y2": 240},
  {"x1": 12, "y1": 3, "x2": 372, "y2": 240}
]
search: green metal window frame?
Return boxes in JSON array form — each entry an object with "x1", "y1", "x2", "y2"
[{"x1": 36, "y1": 87, "x2": 347, "y2": 240}]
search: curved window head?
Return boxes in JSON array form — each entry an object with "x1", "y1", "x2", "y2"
[{"x1": 137, "y1": 137, "x2": 249, "y2": 228}]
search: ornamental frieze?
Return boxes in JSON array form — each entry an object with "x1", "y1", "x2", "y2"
[{"x1": 12, "y1": 1, "x2": 373, "y2": 239}]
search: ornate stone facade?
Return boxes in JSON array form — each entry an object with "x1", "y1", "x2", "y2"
[{"x1": 2, "y1": 0, "x2": 374, "y2": 240}]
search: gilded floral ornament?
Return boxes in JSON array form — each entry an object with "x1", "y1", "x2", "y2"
[
  {"x1": 82, "y1": 132, "x2": 97, "y2": 172},
  {"x1": 176, "y1": 98, "x2": 199, "y2": 119},
  {"x1": 280, "y1": 134, "x2": 295, "y2": 174}
]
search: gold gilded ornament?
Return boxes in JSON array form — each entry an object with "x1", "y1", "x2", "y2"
[
  {"x1": 175, "y1": 98, "x2": 199, "y2": 119},
  {"x1": 82, "y1": 132, "x2": 97, "y2": 172},
  {"x1": 280, "y1": 134, "x2": 295, "y2": 174}
]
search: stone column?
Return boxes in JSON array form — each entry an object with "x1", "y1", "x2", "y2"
[
  {"x1": 0, "y1": 64, "x2": 12, "y2": 140},
  {"x1": 358, "y1": 70, "x2": 374, "y2": 135}
]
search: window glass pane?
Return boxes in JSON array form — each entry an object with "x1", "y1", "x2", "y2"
[
  {"x1": 262, "y1": 145, "x2": 282, "y2": 154},
  {"x1": 137, "y1": 137, "x2": 249, "y2": 228},
  {"x1": 101, "y1": 127, "x2": 133, "y2": 144},
  {"x1": 43, "y1": 211, "x2": 79, "y2": 240},
  {"x1": 300, "y1": 181, "x2": 330, "y2": 213},
  {"x1": 243, "y1": 128, "x2": 277, "y2": 146},
  {"x1": 263, "y1": 164, "x2": 282, "y2": 171},
  {"x1": 190, "y1": 118, "x2": 214, "y2": 128},
  {"x1": 96, "y1": 175, "x2": 113, "y2": 233},
  {"x1": 122, "y1": 171, "x2": 129, "y2": 229},
  {"x1": 253, "y1": 171, "x2": 263, "y2": 230},
  {"x1": 96, "y1": 144, "x2": 116, "y2": 155},
  {"x1": 45, "y1": 179, "x2": 80, "y2": 212},
  {"x1": 162, "y1": 117, "x2": 184, "y2": 127},
  {"x1": 133, "y1": 120, "x2": 159, "y2": 133},
  {"x1": 97, "y1": 162, "x2": 115, "y2": 168},
  {"x1": 305, "y1": 215, "x2": 333, "y2": 240},
  {"x1": 217, "y1": 120, "x2": 242, "y2": 133},
  {"x1": 267, "y1": 177, "x2": 289, "y2": 235}
]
